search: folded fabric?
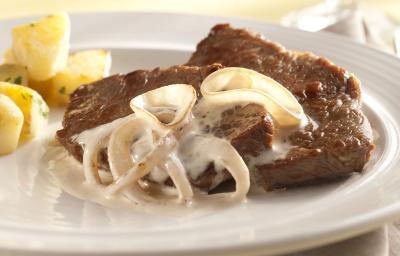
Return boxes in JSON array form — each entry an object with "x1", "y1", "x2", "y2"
[
  {"x1": 322, "y1": 8, "x2": 392, "y2": 52},
  {"x1": 282, "y1": 4, "x2": 397, "y2": 53}
]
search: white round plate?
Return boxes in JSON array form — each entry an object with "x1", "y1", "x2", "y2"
[{"x1": 0, "y1": 12, "x2": 400, "y2": 256}]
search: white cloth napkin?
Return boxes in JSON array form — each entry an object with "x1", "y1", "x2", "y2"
[
  {"x1": 280, "y1": 5, "x2": 399, "y2": 256},
  {"x1": 282, "y1": 3, "x2": 397, "y2": 53},
  {"x1": 322, "y1": 8, "x2": 393, "y2": 52}
]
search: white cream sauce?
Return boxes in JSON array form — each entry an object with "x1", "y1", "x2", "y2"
[{"x1": 42, "y1": 143, "x2": 240, "y2": 215}]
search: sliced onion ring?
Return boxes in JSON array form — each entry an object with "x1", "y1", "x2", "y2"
[
  {"x1": 162, "y1": 153, "x2": 194, "y2": 203},
  {"x1": 106, "y1": 117, "x2": 158, "y2": 202},
  {"x1": 108, "y1": 117, "x2": 151, "y2": 179},
  {"x1": 104, "y1": 84, "x2": 198, "y2": 203},
  {"x1": 79, "y1": 115, "x2": 136, "y2": 185},
  {"x1": 105, "y1": 134, "x2": 177, "y2": 196},
  {"x1": 82, "y1": 139, "x2": 105, "y2": 184},
  {"x1": 189, "y1": 136, "x2": 250, "y2": 201},
  {"x1": 200, "y1": 67, "x2": 305, "y2": 127},
  {"x1": 130, "y1": 84, "x2": 197, "y2": 129}
]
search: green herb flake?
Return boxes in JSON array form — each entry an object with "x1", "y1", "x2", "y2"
[
  {"x1": 14, "y1": 76, "x2": 22, "y2": 85},
  {"x1": 59, "y1": 86, "x2": 66, "y2": 95},
  {"x1": 29, "y1": 23, "x2": 35, "y2": 27},
  {"x1": 5, "y1": 77, "x2": 11, "y2": 82},
  {"x1": 21, "y1": 92, "x2": 32, "y2": 101},
  {"x1": 41, "y1": 110, "x2": 49, "y2": 119}
]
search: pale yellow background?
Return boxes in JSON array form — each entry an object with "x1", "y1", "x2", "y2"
[{"x1": 0, "y1": 0, "x2": 399, "y2": 23}]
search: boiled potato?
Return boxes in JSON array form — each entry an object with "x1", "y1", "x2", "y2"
[
  {"x1": 28, "y1": 79, "x2": 52, "y2": 101},
  {"x1": 50, "y1": 49, "x2": 111, "y2": 105},
  {"x1": 0, "y1": 64, "x2": 28, "y2": 86},
  {"x1": 12, "y1": 12, "x2": 70, "y2": 81},
  {"x1": 3, "y1": 48, "x2": 17, "y2": 64},
  {"x1": 0, "y1": 94, "x2": 24, "y2": 155},
  {"x1": 0, "y1": 82, "x2": 49, "y2": 142}
]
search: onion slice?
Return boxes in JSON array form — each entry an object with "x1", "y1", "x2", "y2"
[
  {"x1": 162, "y1": 153, "x2": 194, "y2": 203},
  {"x1": 200, "y1": 67, "x2": 305, "y2": 127},
  {"x1": 105, "y1": 134, "x2": 176, "y2": 196},
  {"x1": 104, "y1": 84, "x2": 198, "y2": 203},
  {"x1": 187, "y1": 136, "x2": 250, "y2": 201},
  {"x1": 78, "y1": 115, "x2": 136, "y2": 185},
  {"x1": 107, "y1": 117, "x2": 152, "y2": 179},
  {"x1": 130, "y1": 84, "x2": 197, "y2": 129}
]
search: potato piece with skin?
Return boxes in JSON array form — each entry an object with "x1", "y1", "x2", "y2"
[
  {"x1": 0, "y1": 82, "x2": 49, "y2": 142},
  {"x1": 0, "y1": 94, "x2": 24, "y2": 155},
  {"x1": 0, "y1": 64, "x2": 28, "y2": 86},
  {"x1": 12, "y1": 12, "x2": 70, "y2": 81},
  {"x1": 50, "y1": 49, "x2": 111, "y2": 105}
]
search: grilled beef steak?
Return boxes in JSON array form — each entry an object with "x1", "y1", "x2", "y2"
[
  {"x1": 57, "y1": 24, "x2": 374, "y2": 192},
  {"x1": 187, "y1": 24, "x2": 374, "y2": 190},
  {"x1": 56, "y1": 64, "x2": 274, "y2": 189}
]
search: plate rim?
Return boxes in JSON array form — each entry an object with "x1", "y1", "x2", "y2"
[{"x1": 1, "y1": 11, "x2": 400, "y2": 256}]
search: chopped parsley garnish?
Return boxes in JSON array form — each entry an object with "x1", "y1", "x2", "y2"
[
  {"x1": 59, "y1": 86, "x2": 66, "y2": 95},
  {"x1": 14, "y1": 76, "x2": 22, "y2": 85},
  {"x1": 21, "y1": 92, "x2": 32, "y2": 100},
  {"x1": 30, "y1": 23, "x2": 35, "y2": 27},
  {"x1": 42, "y1": 110, "x2": 49, "y2": 119}
]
